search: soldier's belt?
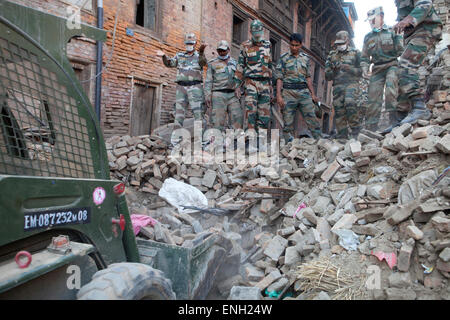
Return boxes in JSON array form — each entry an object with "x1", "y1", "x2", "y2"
[
  {"x1": 213, "y1": 89, "x2": 235, "y2": 93},
  {"x1": 248, "y1": 77, "x2": 270, "y2": 81},
  {"x1": 177, "y1": 80, "x2": 202, "y2": 86},
  {"x1": 283, "y1": 83, "x2": 308, "y2": 90}
]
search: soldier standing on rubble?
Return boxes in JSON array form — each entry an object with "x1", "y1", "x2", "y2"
[
  {"x1": 275, "y1": 33, "x2": 322, "y2": 143},
  {"x1": 325, "y1": 31, "x2": 362, "y2": 140},
  {"x1": 361, "y1": 7, "x2": 404, "y2": 132},
  {"x1": 386, "y1": 0, "x2": 443, "y2": 130},
  {"x1": 157, "y1": 33, "x2": 207, "y2": 128},
  {"x1": 234, "y1": 20, "x2": 273, "y2": 132},
  {"x1": 204, "y1": 40, "x2": 243, "y2": 131}
]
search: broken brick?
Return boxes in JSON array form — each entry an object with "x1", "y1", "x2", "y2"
[{"x1": 321, "y1": 160, "x2": 341, "y2": 182}]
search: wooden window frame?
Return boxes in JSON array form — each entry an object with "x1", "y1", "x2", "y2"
[
  {"x1": 232, "y1": 8, "x2": 248, "y2": 46},
  {"x1": 61, "y1": 0, "x2": 97, "y2": 14},
  {"x1": 134, "y1": 0, "x2": 163, "y2": 39},
  {"x1": 258, "y1": 0, "x2": 294, "y2": 35},
  {"x1": 270, "y1": 33, "x2": 281, "y2": 63}
]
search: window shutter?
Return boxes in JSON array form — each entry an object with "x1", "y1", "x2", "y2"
[{"x1": 144, "y1": 0, "x2": 156, "y2": 31}]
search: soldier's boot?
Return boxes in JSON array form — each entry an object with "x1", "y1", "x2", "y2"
[
  {"x1": 335, "y1": 131, "x2": 349, "y2": 141},
  {"x1": 311, "y1": 128, "x2": 326, "y2": 140},
  {"x1": 381, "y1": 111, "x2": 408, "y2": 134},
  {"x1": 400, "y1": 98, "x2": 432, "y2": 125},
  {"x1": 366, "y1": 124, "x2": 378, "y2": 133},
  {"x1": 283, "y1": 132, "x2": 294, "y2": 144},
  {"x1": 351, "y1": 126, "x2": 361, "y2": 139}
]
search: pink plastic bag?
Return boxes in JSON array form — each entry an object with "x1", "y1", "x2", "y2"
[
  {"x1": 293, "y1": 203, "x2": 307, "y2": 219},
  {"x1": 371, "y1": 251, "x2": 397, "y2": 269},
  {"x1": 130, "y1": 214, "x2": 157, "y2": 236}
]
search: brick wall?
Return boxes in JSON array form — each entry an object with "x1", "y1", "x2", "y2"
[
  {"x1": 100, "y1": 0, "x2": 205, "y2": 136},
  {"x1": 200, "y1": 0, "x2": 233, "y2": 60}
]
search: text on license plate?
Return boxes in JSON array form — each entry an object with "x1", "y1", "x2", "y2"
[{"x1": 24, "y1": 207, "x2": 91, "y2": 231}]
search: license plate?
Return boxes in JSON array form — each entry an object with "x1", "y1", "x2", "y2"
[{"x1": 24, "y1": 207, "x2": 91, "y2": 231}]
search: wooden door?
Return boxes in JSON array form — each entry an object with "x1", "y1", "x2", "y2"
[{"x1": 131, "y1": 84, "x2": 155, "y2": 137}]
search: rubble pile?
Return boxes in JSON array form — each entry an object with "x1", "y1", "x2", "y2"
[{"x1": 107, "y1": 111, "x2": 450, "y2": 300}]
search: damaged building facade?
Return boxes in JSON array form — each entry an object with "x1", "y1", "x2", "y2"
[{"x1": 8, "y1": 0, "x2": 356, "y2": 137}]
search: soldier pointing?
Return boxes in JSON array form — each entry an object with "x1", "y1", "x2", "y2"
[{"x1": 157, "y1": 33, "x2": 207, "y2": 128}]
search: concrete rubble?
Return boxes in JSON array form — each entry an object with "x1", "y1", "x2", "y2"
[{"x1": 106, "y1": 101, "x2": 450, "y2": 300}]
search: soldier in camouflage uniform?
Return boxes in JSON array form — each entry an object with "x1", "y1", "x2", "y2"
[
  {"x1": 204, "y1": 40, "x2": 243, "y2": 131},
  {"x1": 234, "y1": 20, "x2": 273, "y2": 131},
  {"x1": 361, "y1": 7, "x2": 404, "y2": 132},
  {"x1": 390, "y1": 0, "x2": 443, "y2": 128},
  {"x1": 325, "y1": 31, "x2": 362, "y2": 140},
  {"x1": 275, "y1": 33, "x2": 322, "y2": 142},
  {"x1": 157, "y1": 33, "x2": 207, "y2": 127}
]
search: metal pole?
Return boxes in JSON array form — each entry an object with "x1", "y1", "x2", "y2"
[{"x1": 95, "y1": 0, "x2": 104, "y2": 122}]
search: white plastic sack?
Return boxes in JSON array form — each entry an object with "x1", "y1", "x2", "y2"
[
  {"x1": 158, "y1": 178, "x2": 208, "y2": 214},
  {"x1": 333, "y1": 229, "x2": 360, "y2": 251}
]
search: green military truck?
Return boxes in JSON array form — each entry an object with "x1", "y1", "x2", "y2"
[{"x1": 0, "y1": 0, "x2": 227, "y2": 300}]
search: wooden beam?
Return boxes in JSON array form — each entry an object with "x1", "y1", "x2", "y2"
[
  {"x1": 319, "y1": 14, "x2": 335, "y2": 33},
  {"x1": 312, "y1": 7, "x2": 328, "y2": 24}
]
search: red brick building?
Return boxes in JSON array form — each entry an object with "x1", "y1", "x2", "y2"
[{"x1": 8, "y1": 0, "x2": 356, "y2": 137}]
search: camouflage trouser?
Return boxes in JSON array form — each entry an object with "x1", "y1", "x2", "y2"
[
  {"x1": 211, "y1": 91, "x2": 243, "y2": 130},
  {"x1": 366, "y1": 64, "x2": 400, "y2": 129},
  {"x1": 244, "y1": 78, "x2": 271, "y2": 130},
  {"x1": 282, "y1": 88, "x2": 321, "y2": 140},
  {"x1": 333, "y1": 82, "x2": 360, "y2": 139},
  {"x1": 398, "y1": 24, "x2": 442, "y2": 108},
  {"x1": 175, "y1": 83, "x2": 204, "y2": 127}
]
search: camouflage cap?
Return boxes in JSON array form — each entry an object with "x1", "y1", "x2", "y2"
[
  {"x1": 366, "y1": 7, "x2": 384, "y2": 21},
  {"x1": 217, "y1": 40, "x2": 230, "y2": 50},
  {"x1": 184, "y1": 33, "x2": 197, "y2": 44},
  {"x1": 250, "y1": 20, "x2": 264, "y2": 33},
  {"x1": 334, "y1": 31, "x2": 349, "y2": 45}
]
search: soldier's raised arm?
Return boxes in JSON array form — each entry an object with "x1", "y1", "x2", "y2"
[{"x1": 162, "y1": 52, "x2": 178, "y2": 68}]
